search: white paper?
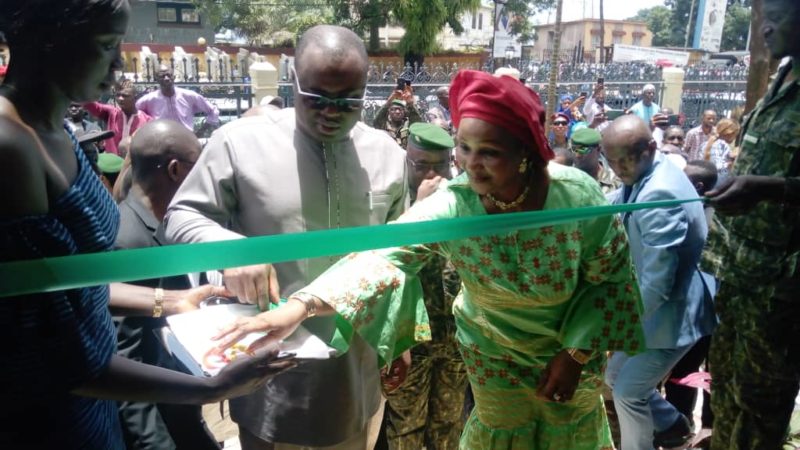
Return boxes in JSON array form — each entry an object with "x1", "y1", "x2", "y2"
[{"x1": 166, "y1": 304, "x2": 334, "y2": 376}]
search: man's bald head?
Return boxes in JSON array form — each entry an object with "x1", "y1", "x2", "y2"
[
  {"x1": 292, "y1": 25, "x2": 369, "y2": 143},
  {"x1": 130, "y1": 119, "x2": 200, "y2": 184},
  {"x1": 129, "y1": 120, "x2": 202, "y2": 221},
  {"x1": 602, "y1": 115, "x2": 657, "y2": 186},
  {"x1": 295, "y1": 25, "x2": 368, "y2": 73}
]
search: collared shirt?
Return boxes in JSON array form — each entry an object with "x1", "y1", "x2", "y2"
[
  {"x1": 684, "y1": 126, "x2": 713, "y2": 161},
  {"x1": 135, "y1": 87, "x2": 219, "y2": 131},
  {"x1": 83, "y1": 102, "x2": 152, "y2": 155}
]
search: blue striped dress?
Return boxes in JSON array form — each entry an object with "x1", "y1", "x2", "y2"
[{"x1": 0, "y1": 127, "x2": 124, "y2": 449}]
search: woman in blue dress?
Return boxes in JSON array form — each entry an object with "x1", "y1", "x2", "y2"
[{"x1": 0, "y1": 1, "x2": 295, "y2": 448}]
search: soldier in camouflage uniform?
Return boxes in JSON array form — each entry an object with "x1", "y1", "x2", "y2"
[
  {"x1": 570, "y1": 128, "x2": 622, "y2": 194},
  {"x1": 373, "y1": 95, "x2": 424, "y2": 149},
  {"x1": 383, "y1": 123, "x2": 467, "y2": 450},
  {"x1": 705, "y1": 2, "x2": 800, "y2": 448}
]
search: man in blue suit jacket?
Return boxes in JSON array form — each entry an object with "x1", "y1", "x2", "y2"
[{"x1": 602, "y1": 116, "x2": 716, "y2": 450}]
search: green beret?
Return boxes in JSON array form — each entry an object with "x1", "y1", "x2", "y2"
[
  {"x1": 390, "y1": 99, "x2": 407, "y2": 108},
  {"x1": 408, "y1": 122, "x2": 454, "y2": 151},
  {"x1": 570, "y1": 128, "x2": 602, "y2": 147},
  {"x1": 97, "y1": 152, "x2": 124, "y2": 174}
]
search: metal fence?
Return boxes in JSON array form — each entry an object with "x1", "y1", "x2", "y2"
[
  {"x1": 124, "y1": 56, "x2": 251, "y2": 83},
  {"x1": 359, "y1": 60, "x2": 665, "y2": 85},
  {"x1": 122, "y1": 60, "x2": 748, "y2": 132},
  {"x1": 278, "y1": 61, "x2": 668, "y2": 125}
]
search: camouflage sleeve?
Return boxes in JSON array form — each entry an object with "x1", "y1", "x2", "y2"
[{"x1": 441, "y1": 261, "x2": 461, "y2": 304}]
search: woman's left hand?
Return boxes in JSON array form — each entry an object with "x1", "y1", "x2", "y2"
[{"x1": 535, "y1": 350, "x2": 583, "y2": 403}]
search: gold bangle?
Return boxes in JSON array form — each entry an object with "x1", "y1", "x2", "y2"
[
  {"x1": 290, "y1": 293, "x2": 317, "y2": 318},
  {"x1": 566, "y1": 348, "x2": 592, "y2": 365},
  {"x1": 152, "y1": 288, "x2": 164, "y2": 318}
]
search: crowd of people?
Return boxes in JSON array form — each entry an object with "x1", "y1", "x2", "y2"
[{"x1": 1, "y1": 1, "x2": 799, "y2": 450}]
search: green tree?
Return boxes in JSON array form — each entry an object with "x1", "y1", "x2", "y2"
[
  {"x1": 630, "y1": 0, "x2": 750, "y2": 50},
  {"x1": 663, "y1": 0, "x2": 699, "y2": 47},
  {"x1": 631, "y1": 6, "x2": 678, "y2": 46},
  {"x1": 390, "y1": 0, "x2": 479, "y2": 66},
  {"x1": 721, "y1": 1, "x2": 751, "y2": 51},
  {"x1": 191, "y1": 0, "x2": 333, "y2": 45},
  {"x1": 503, "y1": 0, "x2": 558, "y2": 43}
]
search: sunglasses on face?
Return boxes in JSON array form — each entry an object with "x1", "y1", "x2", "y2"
[
  {"x1": 291, "y1": 66, "x2": 365, "y2": 112},
  {"x1": 571, "y1": 144, "x2": 598, "y2": 155},
  {"x1": 407, "y1": 158, "x2": 450, "y2": 173},
  {"x1": 553, "y1": 121, "x2": 569, "y2": 127}
]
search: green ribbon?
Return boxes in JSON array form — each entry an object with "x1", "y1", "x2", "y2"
[{"x1": 0, "y1": 198, "x2": 702, "y2": 297}]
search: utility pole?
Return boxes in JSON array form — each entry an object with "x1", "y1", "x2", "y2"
[
  {"x1": 599, "y1": 0, "x2": 605, "y2": 63},
  {"x1": 492, "y1": 0, "x2": 498, "y2": 63},
  {"x1": 546, "y1": 0, "x2": 564, "y2": 128},
  {"x1": 685, "y1": 0, "x2": 697, "y2": 48}
]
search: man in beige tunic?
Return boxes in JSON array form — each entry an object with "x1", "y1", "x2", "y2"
[{"x1": 164, "y1": 25, "x2": 408, "y2": 450}]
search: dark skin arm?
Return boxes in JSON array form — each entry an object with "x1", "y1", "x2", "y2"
[
  {"x1": 705, "y1": 175, "x2": 789, "y2": 215},
  {"x1": 535, "y1": 350, "x2": 585, "y2": 402},
  {"x1": 1, "y1": 114, "x2": 298, "y2": 407},
  {"x1": 73, "y1": 346, "x2": 296, "y2": 404},
  {"x1": 108, "y1": 282, "x2": 234, "y2": 317}
]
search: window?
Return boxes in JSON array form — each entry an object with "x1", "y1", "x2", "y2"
[
  {"x1": 633, "y1": 36, "x2": 642, "y2": 46},
  {"x1": 591, "y1": 34, "x2": 600, "y2": 48},
  {"x1": 157, "y1": 7, "x2": 177, "y2": 22},
  {"x1": 478, "y1": 13, "x2": 483, "y2": 30},
  {"x1": 612, "y1": 35, "x2": 622, "y2": 45},
  {"x1": 471, "y1": 13, "x2": 476, "y2": 29},
  {"x1": 157, "y1": 2, "x2": 201, "y2": 25},
  {"x1": 181, "y1": 9, "x2": 200, "y2": 23}
]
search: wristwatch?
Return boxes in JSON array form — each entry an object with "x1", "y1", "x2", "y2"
[{"x1": 566, "y1": 348, "x2": 593, "y2": 365}]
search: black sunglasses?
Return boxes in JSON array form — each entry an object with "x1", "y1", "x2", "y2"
[
  {"x1": 571, "y1": 144, "x2": 599, "y2": 155},
  {"x1": 292, "y1": 67, "x2": 365, "y2": 112}
]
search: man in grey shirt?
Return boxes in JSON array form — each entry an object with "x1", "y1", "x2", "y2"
[{"x1": 164, "y1": 25, "x2": 408, "y2": 449}]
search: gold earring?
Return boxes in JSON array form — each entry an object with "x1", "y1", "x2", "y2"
[{"x1": 518, "y1": 158, "x2": 528, "y2": 173}]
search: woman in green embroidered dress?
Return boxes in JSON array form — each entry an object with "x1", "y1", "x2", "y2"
[{"x1": 215, "y1": 70, "x2": 644, "y2": 450}]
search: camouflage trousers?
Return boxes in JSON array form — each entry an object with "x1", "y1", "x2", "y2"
[
  {"x1": 710, "y1": 281, "x2": 800, "y2": 450},
  {"x1": 384, "y1": 342, "x2": 468, "y2": 450}
]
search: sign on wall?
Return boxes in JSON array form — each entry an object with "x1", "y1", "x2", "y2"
[
  {"x1": 612, "y1": 44, "x2": 691, "y2": 66},
  {"x1": 693, "y1": 0, "x2": 728, "y2": 52},
  {"x1": 492, "y1": 4, "x2": 522, "y2": 59}
]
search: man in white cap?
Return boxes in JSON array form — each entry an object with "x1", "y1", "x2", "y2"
[{"x1": 628, "y1": 84, "x2": 660, "y2": 125}]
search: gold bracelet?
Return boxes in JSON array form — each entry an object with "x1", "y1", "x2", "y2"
[
  {"x1": 290, "y1": 293, "x2": 317, "y2": 318},
  {"x1": 152, "y1": 288, "x2": 164, "y2": 318},
  {"x1": 566, "y1": 348, "x2": 592, "y2": 365}
]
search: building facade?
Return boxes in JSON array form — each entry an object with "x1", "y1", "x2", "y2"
[
  {"x1": 126, "y1": 0, "x2": 215, "y2": 47},
  {"x1": 532, "y1": 19, "x2": 652, "y2": 63}
]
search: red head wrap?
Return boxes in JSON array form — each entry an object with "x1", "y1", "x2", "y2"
[{"x1": 450, "y1": 70, "x2": 554, "y2": 162}]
